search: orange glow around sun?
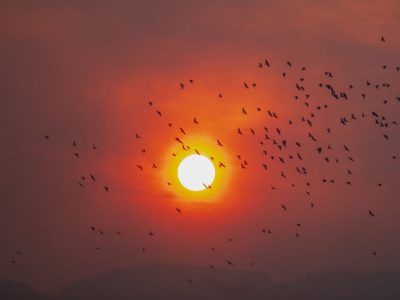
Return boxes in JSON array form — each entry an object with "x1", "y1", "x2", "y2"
[{"x1": 162, "y1": 135, "x2": 232, "y2": 202}]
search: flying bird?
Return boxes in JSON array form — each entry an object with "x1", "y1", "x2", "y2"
[{"x1": 226, "y1": 260, "x2": 234, "y2": 266}]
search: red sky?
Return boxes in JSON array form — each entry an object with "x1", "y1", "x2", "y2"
[{"x1": 0, "y1": 0, "x2": 399, "y2": 293}]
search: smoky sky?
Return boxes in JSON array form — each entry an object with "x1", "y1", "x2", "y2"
[{"x1": 0, "y1": 0, "x2": 399, "y2": 294}]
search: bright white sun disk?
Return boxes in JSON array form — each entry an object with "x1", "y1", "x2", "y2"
[{"x1": 177, "y1": 155, "x2": 215, "y2": 191}]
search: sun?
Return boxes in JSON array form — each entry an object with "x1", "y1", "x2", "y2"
[
  {"x1": 177, "y1": 155, "x2": 215, "y2": 191},
  {"x1": 162, "y1": 135, "x2": 231, "y2": 201}
]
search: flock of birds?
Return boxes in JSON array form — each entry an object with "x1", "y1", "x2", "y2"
[{"x1": 11, "y1": 36, "x2": 399, "y2": 285}]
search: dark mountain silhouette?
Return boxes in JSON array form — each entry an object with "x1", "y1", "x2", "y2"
[
  {"x1": 59, "y1": 264, "x2": 400, "y2": 300},
  {"x1": 0, "y1": 279, "x2": 54, "y2": 300},
  {"x1": 2, "y1": 265, "x2": 400, "y2": 300}
]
